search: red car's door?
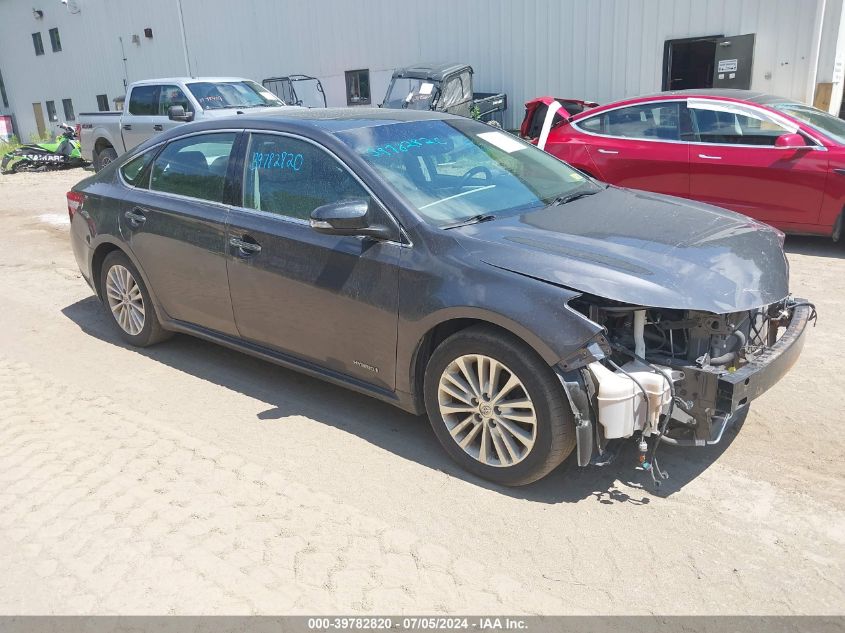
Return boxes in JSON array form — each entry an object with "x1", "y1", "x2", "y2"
[
  {"x1": 574, "y1": 100, "x2": 690, "y2": 197},
  {"x1": 687, "y1": 99, "x2": 827, "y2": 227}
]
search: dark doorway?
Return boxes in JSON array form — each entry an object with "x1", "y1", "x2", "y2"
[{"x1": 663, "y1": 35, "x2": 722, "y2": 91}]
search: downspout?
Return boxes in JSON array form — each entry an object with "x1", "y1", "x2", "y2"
[
  {"x1": 176, "y1": 0, "x2": 192, "y2": 77},
  {"x1": 807, "y1": 0, "x2": 827, "y2": 106}
]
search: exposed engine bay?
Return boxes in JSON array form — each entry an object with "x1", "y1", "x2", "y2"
[{"x1": 558, "y1": 295, "x2": 816, "y2": 485}]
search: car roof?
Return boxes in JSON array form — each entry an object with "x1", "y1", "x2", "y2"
[
  {"x1": 569, "y1": 88, "x2": 798, "y2": 122},
  {"x1": 639, "y1": 88, "x2": 794, "y2": 105},
  {"x1": 391, "y1": 62, "x2": 471, "y2": 82},
  {"x1": 131, "y1": 77, "x2": 252, "y2": 86},
  {"x1": 145, "y1": 107, "x2": 458, "y2": 147}
]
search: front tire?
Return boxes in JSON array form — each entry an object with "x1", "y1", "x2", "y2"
[
  {"x1": 100, "y1": 251, "x2": 170, "y2": 347},
  {"x1": 424, "y1": 325, "x2": 575, "y2": 486},
  {"x1": 94, "y1": 147, "x2": 118, "y2": 172}
]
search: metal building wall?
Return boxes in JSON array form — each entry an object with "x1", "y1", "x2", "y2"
[
  {"x1": 0, "y1": 0, "x2": 187, "y2": 139},
  {"x1": 177, "y1": 0, "x2": 827, "y2": 128},
  {"x1": 0, "y1": 0, "x2": 831, "y2": 137}
]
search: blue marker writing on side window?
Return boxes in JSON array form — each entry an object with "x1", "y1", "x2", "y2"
[
  {"x1": 250, "y1": 151, "x2": 304, "y2": 171},
  {"x1": 364, "y1": 136, "x2": 447, "y2": 159}
]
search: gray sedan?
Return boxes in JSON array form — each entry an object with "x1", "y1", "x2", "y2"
[{"x1": 67, "y1": 108, "x2": 811, "y2": 485}]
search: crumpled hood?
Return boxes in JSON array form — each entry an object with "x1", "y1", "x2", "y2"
[{"x1": 455, "y1": 187, "x2": 789, "y2": 313}]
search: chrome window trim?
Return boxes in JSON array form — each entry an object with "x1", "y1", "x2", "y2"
[
  {"x1": 571, "y1": 98, "x2": 828, "y2": 150},
  {"x1": 235, "y1": 129, "x2": 412, "y2": 247}
]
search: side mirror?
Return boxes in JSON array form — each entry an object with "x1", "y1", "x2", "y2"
[
  {"x1": 168, "y1": 105, "x2": 193, "y2": 122},
  {"x1": 775, "y1": 132, "x2": 807, "y2": 148},
  {"x1": 309, "y1": 200, "x2": 394, "y2": 240}
]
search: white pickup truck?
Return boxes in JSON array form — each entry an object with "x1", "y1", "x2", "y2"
[{"x1": 79, "y1": 77, "x2": 291, "y2": 171}]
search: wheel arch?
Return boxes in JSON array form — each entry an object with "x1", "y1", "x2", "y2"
[
  {"x1": 90, "y1": 241, "x2": 122, "y2": 300},
  {"x1": 93, "y1": 136, "x2": 114, "y2": 158},
  {"x1": 89, "y1": 239, "x2": 167, "y2": 325},
  {"x1": 406, "y1": 314, "x2": 560, "y2": 415}
]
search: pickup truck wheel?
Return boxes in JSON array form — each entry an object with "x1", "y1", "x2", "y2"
[
  {"x1": 424, "y1": 325, "x2": 575, "y2": 486},
  {"x1": 95, "y1": 147, "x2": 118, "y2": 172},
  {"x1": 100, "y1": 251, "x2": 170, "y2": 347}
]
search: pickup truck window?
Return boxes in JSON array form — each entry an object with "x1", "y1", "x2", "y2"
[
  {"x1": 150, "y1": 133, "x2": 236, "y2": 203},
  {"x1": 158, "y1": 85, "x2": 192, "y2": 116},
  {"x1": 128, "y1": 85, "x2": 159, "y2": 116},
  {"x1": 186, "y1": 80, "x2": 282, "y2": 110},
  {"x1": 243, "y1": 133, "x2": 370, "y2": 222}
]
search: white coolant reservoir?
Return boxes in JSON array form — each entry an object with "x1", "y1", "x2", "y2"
[{"x1": 588, "y1": 361, "x2": 673, "y2": 439}]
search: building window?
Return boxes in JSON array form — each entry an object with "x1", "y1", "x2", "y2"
[
  {"x1": 49, "y1": 27, "x2": 62, "y2": 52},
  {"x1": 46, "y1": 100, "x2": 57, "y2": 122},
  {"x1": 345, "y1": 69, "x2": 371, "y2": 105},
  {"x1": 0, "y1": 69, "x2": 8, "y2": 108},
  {"x1": 32, "y1": 32, "x2": 44, "y2": 56},
  {"x1": 62, "y1": 98, "x2": 75, "y2": 121},
  {"x1": 96, "y1": 94, "x2": 109, "y2": 112}
]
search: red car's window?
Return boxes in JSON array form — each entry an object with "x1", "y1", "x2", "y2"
[{"x1": 578, "y1": 102, "x2": 686, "y2": 141}]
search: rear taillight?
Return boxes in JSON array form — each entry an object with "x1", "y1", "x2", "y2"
[{"x1": 67, "y1": 190, "x2": 84, "y2": 221}]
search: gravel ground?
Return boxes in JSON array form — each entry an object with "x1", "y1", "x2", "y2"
[{"x1": 0, "y1": 167, "x2": 842, "y2": 615}]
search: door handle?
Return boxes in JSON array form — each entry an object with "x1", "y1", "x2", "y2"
[
  {"x1": 153, "y1": 124, "x2": 163, "y2": 131},
  {"x1": 597, "y1": 149, "x2": 619, "y2": 154},
  {"x1": 124, "y1": 208, "x2": 146, "y2": 228},
  {"x1": 122, "y1": 124, "x2": 132, "y2": 131},
  {"x1": 698, "y1": 154, "x2": 722, "y2": 160},
  {"x1": 229, "y1": 236, "x2": 262, "y2": 256}
]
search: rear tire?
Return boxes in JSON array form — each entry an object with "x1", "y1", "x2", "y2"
[
  {"x1": 100, "y1": 251, "x2": 170, "y2": 347},
  {"x1": 94, "y1": 147, "x2": 118, "y2": 172},
  {"x1": 423, "y1": 325, "x2": 575, "y2": 486}
]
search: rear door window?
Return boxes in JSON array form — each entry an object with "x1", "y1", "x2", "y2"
[
  {"x1": 578, "y1": 102, "x2": 684, "y2": 141},
  {"x1": 127, "y1": 85, "x2": 159, "y2": 116},
  {"x1": 149, "y1": 133, "x2": 236, "y2": 203}
]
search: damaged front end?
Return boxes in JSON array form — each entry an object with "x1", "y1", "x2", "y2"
[{"x1": 556, "y1": 295, "x2": 815, "y2": 482}]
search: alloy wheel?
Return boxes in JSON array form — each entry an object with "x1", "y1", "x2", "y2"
[
  {"x1": 437, "y1": 354, "x2": 537, "y2": 467},
  {"x1": 105, "y1": 264, "x2": 145, "y2": 336}
]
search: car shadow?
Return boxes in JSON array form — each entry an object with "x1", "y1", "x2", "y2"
[
  {"x1": 784, "y1": 235, "x2": 844, "y2": 258},
  {"x1": 61, "y1": 295, "x2": 739, "y2": 505}
]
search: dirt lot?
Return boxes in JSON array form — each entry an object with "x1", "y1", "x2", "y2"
[{"x1": 0, "y1": 167, "x2": 843, "y2": 615}]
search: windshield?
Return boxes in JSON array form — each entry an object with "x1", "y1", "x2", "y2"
[
  {"x1": 291, "y1": 78, "x2": 326, "y2": 108},
  {"x1": 771, "y1": 102, "x2": 845, "y2": 144},
  {"x1": 187, "y1": 80, "x2": 284, "y2": 110},
  {"x1": 383, "y1": 78, "x2": 437, "y2": 110},
  {"x1": 335, "y1": 118, "x2": 597, "y2": 226}
]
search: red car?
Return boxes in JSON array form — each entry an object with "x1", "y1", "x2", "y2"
[{"x1": 521, "y1": 89, "x2": 845, "y2": 239}]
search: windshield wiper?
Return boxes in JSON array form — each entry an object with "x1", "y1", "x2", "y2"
[
  {"x1": 441, "y1": 214, "x2": 496, "y2": 230},
  {"x1": 551, "y1": 188, "x2": 601, "y2": 206}
]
